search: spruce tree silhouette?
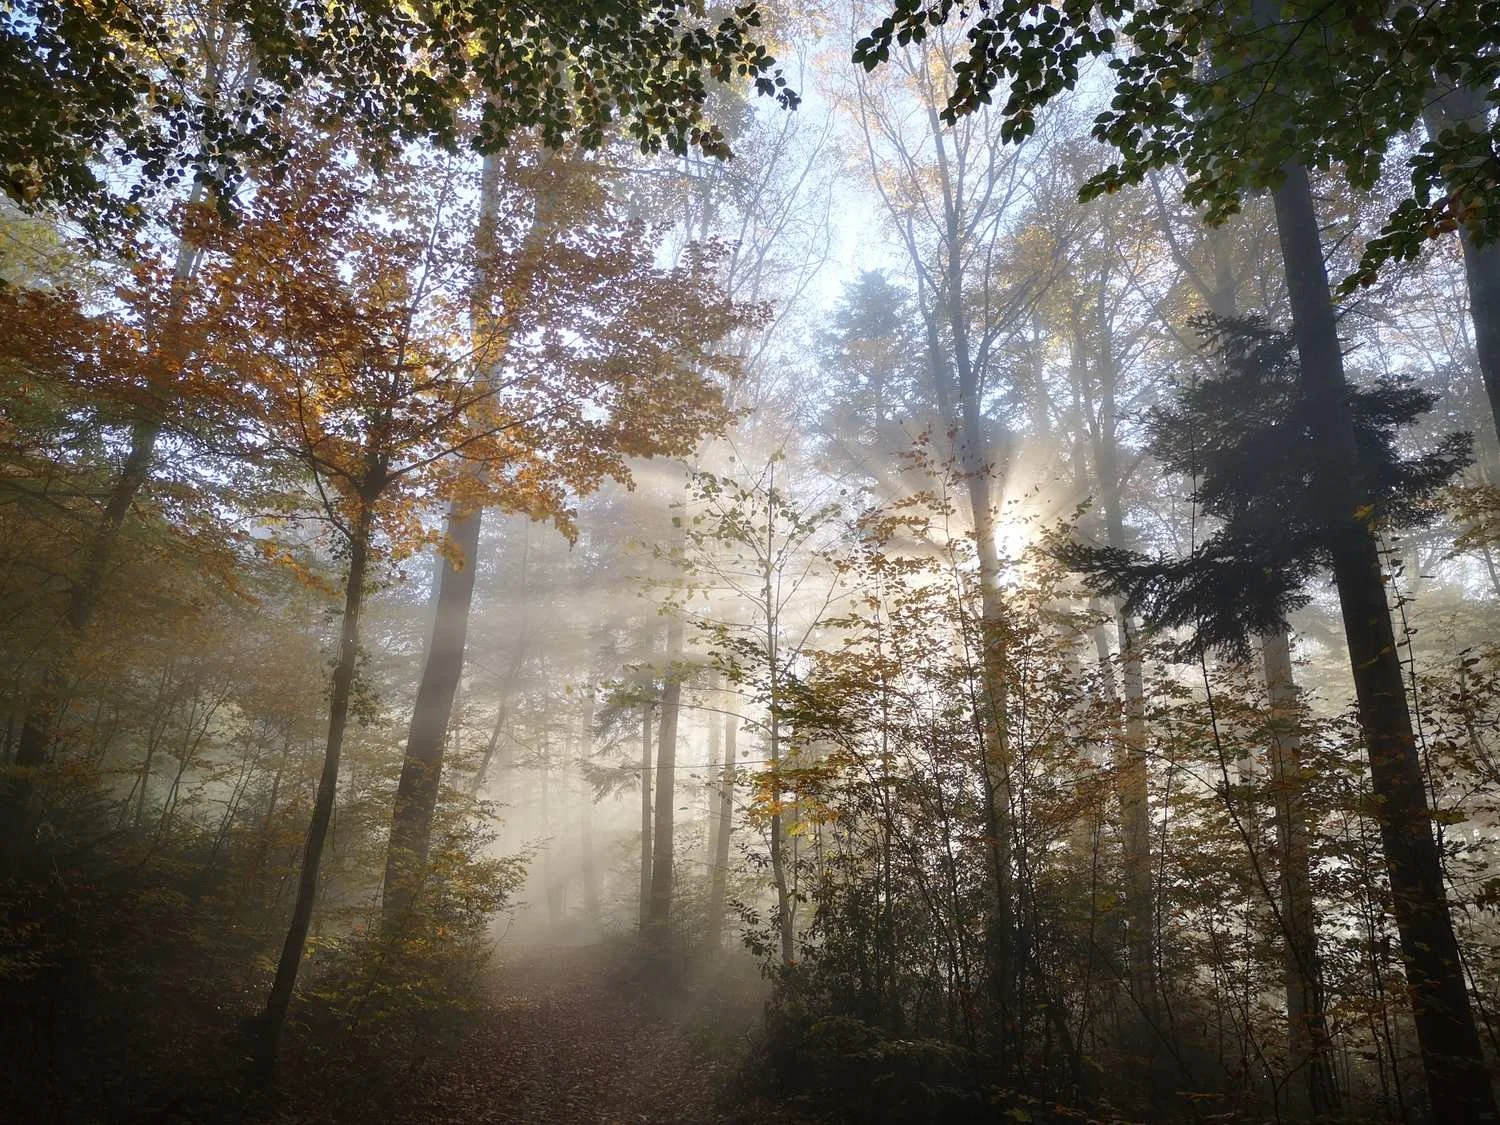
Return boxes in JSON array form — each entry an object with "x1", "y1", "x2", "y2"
[{"x1": 1056, "y1": 316, "x2": 1470, "y2": 657}]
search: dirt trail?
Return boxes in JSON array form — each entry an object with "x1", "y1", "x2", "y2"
[{"x1": 392, "y1": 944, "x2": 759, "y2": 1125}]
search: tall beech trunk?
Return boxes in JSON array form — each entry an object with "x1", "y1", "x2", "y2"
[
  {"x1": 255, "y1": 504, "x2": 373, "y2": 1080},
  {"x1": 1192, "y1": 212, "x2": 1338, "y2": 1111},
  {"x1": 639, "y1": 705, "x2": 653, "y2": 933},
  {"x1": 1423, "y1": 82, "x2": 1500, "y2": 456},
  {"x1": 707, "y1": 694, "x2": 738, "y2": 951},
  {"x1": 383, "y1": 149, "x2": 557, "y2": 917},
  {"x1": 381, "y1": 154, "x2": 502, "y2": 923},
  {"x1": 1261, "y1": 631, "x2": 1339, "y2": 1116},
  {"x1": 540, "y1": 733, "x2": 564, "y2": 924},
  {"x1": 1271, "y1": 160, "x2": 1497, "y2": 1123},
  {"x1": 382, "y1": 503, "x2": 482, "y2": 927},
  {"x1": 1115, "y1": 615, "x2": 1153, "y2": 1007},
  {"x1": 646, "y1": 613, "x2": 684, "y2": 942}
]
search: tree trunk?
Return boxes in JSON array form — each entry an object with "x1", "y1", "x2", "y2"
[
  {"x1": 255, "y1": 505, "x2": 373, "y2": 1081},
  {"x1": 3, "y1": 418, "x2": 164, "y2": 856},
  {"x1": 469, "y1": 527, "x2": 531, "y2": 798},
  {"x1": 647, "y1": 612, "x2": 684, "y2": 945},
  {"x1": 902, "y1": 104, "x2": 1015, "y2": 1015},
  {"x1": 383, "y1": 145, "x2": 562, "y2": 913},
  {"x1": 704, "y1": 669, "x2": 723, "y2": 873},
  {"x1": 639, "y1": 705, "x2": 653, "y2": 933},
  {"x1": 1261, "y1": 630, "x2": 1340, "y2": 1116},
  {"x1": 382, "y1": 153, "x2": 508, "y2": 924},
  {"x1": 1182, "y1": 204, "x2": 1338, "y2": 1113},
  {"x1": 540, "y1": 732, "x2": 564, "y2": 925},
  {"x1": 942, "y1": 196, "x2": 1016, "y2": 1017},
  {"x1": 1116, "y1": 615, "x2": 1154, "y2": 1009},
  {"x1": 1079, "y1": 292, "x2": 1155, "y2": 1011},
  {"x1": 578, "y1": 688, "x2": 601, "y2": 924},
  {"x1": 382, "y1": 502, "x2": 481, "y2": 929},
  {"x1": 1271, "y1": 159, "x2": 1496, "y2": 1123},
  {"x1": 707, "y1": 693, "x2": 738, "y2": 951},
  {"x1": 764, "y1": 469, "x2": 794, "y2": 968}
]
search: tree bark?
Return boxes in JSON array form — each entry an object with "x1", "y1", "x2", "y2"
[
  {"x1": 469, "y1": 527, "x2": 531, "y2": 798},
  {"x1": 707, "y1": 692, "x2": 738, "y2": 952},
  {"x1": 1261, "y1": 630, "x2": 1340, "y2": 1116},
  {"x1": 1076, "y1": 291, "x2": 1155, "y2": 1011},
  {"x1": 639, "y1": 704, "x2": 653, "y2": 934},
  {"x1": 382, "y1": 146, "x2": 560, "y2": 914},
  {"x1": 382, "y1": 503, "x2": 481, "y2": 928},
  {"x1": 922, "y1": 108, "x2": 1016, "y2": 1018},
  {"x1": 704, "y1": 669, "x2": 723, "y2": 873},
  {"x1": 1271, "y1": 159, "x2": 1496, "y2": 1123},
  {"x1": 764, "y1": 469, "x2": 794, "y2": 968},
  {"x1": 255, "y1": 504, "x2": 373, "y2": 1081},
  {"x1": 646, "y1": 613, "x2": 684, "y2": 946},
  {"x1": 380, "y1": 154, "x2": 503, "y2": 923},
  {"x1": 578, "y1": 688, "x2": 601, "y2": 923}
]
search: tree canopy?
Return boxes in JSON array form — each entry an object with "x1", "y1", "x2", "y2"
[{"x1": 1, "y1": 0, "x2": 798, "y2": 234}]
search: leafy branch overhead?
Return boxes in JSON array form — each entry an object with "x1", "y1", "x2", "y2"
[
  {"x1": 1, "y1": 0, "x2": 799, "y2": 234},
  {"x1": 854, "y1": 0, "x2": 1500, "y2": 285}
]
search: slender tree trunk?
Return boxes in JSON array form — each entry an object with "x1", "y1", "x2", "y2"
[
  {"x1": 471, "y1": 694, "x2": 510, "y2": 800},
  {"x1": 764, "y1": 469, "x2": 794, "y2": 967},
  {"x1": 1262, "y1": 630, "x2": 1340, "y2": 1116},
  {"x1": 1271, "y1": 159, "x2": 1497, "y2": 1123},
  {"x1": 1116, "y1": 615, "x2": 1154, "y2": 1008},
  {"x1": 578, "y1": 688, "x2": 601, "y2": 924},
  {"x1": 4, "y1": 417, "x2": 164, "y2": 855},
  {"x1": 1079, "y1": 296, "x2": 1156, "y2": 1011},
  {"x1": 704, "y1": 670, "x2": 723, "y2": 873},
  {"x1": 1190, "y1": 211, "x2": 1339, "y2": 1112},
  {"x1": 540, "y1": 733, "x2": 564, "y2": 925},
  {"x1": 946, "y1": 239, "x2": 1016, "y2": 1018},
  {"x1": 647, "y1": 613, "x2": 683, "y2": 948},
  {"x1": 1193, "y1": 208, "x2": 1339, "y2": 1112},
  {"x1": 131, "y1": 661, "x2": 178, "y2": 830},
  {"x1": 707, "y1": 694, "x2": 738, "y2": 951},
  {"x1": 255, "y1": 505, "x2": 373, "y2": 1081},
  {"x1": 639, "y1": 705, "x2": 653, "y2": 934},
  {"x1": 469, "y1": 528, "x2": 531, "y2": 798},
  {"x1": 904, "y1": 103, "x2": 1015, "y2": 1016}
]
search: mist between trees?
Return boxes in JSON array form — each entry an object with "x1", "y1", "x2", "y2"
[{"x1": 2, "y1": 2, "x2": 1500, "y2": 1122}]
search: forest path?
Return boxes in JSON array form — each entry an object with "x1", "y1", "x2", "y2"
[{"x1": 391, "y1": 942, "x2": 759, "y2": 1124}]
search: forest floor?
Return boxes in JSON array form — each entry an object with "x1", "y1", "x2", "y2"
[
  {"x1": 385, "y1": 940, "x2": 781, "y2": 1125},
  {"x1": 3, "y1": 893, "x2": 797, "y2": 1124}
]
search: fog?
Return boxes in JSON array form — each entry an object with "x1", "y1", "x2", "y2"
[{"x1": 5, "y1": 4, "x2": 1500, "y2": 1123}]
